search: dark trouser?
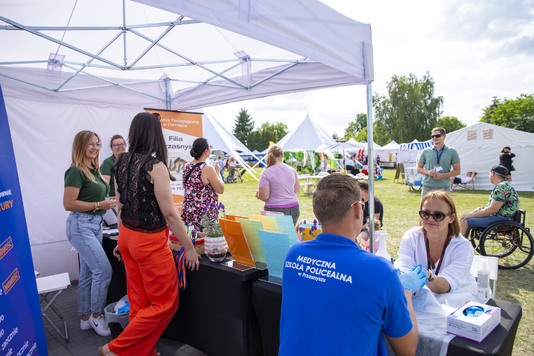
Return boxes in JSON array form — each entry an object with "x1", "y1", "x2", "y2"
[{"x1": 264, "y1": 205, "x2": 300, "y2": 226}]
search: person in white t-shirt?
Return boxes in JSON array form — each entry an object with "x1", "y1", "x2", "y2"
[{"x1": 256, "y1": 145, "x2": 300, "y2": 225}]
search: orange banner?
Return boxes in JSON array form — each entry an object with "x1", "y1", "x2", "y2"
[{"x1": 145, "y1": 108, "x2": 203, "y2": 212}]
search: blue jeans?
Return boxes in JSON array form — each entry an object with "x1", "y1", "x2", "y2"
[
  {"x1": 66, "y1": 212, "x2": 112, "y2": 315},
  {"x1": 467, "y1": 214, "x2": 513, "y2": 229}
]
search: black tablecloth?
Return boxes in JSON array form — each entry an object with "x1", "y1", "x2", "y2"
[{"x1": 250, "y1": 277, "x2": 522, "y2": 356}]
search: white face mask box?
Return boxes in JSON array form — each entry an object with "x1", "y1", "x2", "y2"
[{"x1": 446, "y1": 301, "x2": 501, "y2": 342}]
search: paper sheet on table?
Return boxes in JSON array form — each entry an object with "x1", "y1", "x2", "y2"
[
  {"x1": 219, "y1": 218, "x2": 255, "y2": 266},
  {"x1": 225, "y1": 214, "x2": 248, "y2": 221},
  {"x1": 266, "y1": 213, "x2": 299, "y2": 246},
  {"x1": 260, "y1": 210, "x2": 284, "y2": 216},
  {"x1": 249, "y1": 215, "x2": 279, "y2": 232},
  {"x1": 258, "y1": 230, "x2": 290, "y2": 279},
  {"x1": 237, "y1": 218, "x2": 265, "y2": 263}
]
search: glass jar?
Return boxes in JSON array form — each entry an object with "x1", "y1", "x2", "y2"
[{"x1": 204, "y1": 236, "x2": 228, "y2": 262}]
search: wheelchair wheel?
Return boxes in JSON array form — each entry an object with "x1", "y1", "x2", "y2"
[
  {"x1": 467, "y1": 228, "x2": 483, "y2": 252},
  {"x1": 480, "y1": 223, "x2": 534, "y2": 269}
]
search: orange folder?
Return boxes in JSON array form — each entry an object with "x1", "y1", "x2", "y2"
[
  {"x1": 225, "y1": 214, "x2": 249, "y2": 221},
  {"x1": 219, "y1": 218, "x2": 255, "y2": 266}
]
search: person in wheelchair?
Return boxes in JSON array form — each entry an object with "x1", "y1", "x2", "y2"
[{"x1": 460, "y1": 165, "x2": 519, "y2": 236}]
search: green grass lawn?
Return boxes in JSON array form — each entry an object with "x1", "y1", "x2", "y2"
[{"x1": 219, "y1": 168, "x2": 534, "y2": 356}]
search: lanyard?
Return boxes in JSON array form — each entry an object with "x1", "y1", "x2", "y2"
[
  {"x1": 435, "y1": 147, "x2": 444, "y2": 164},
  {"x1": 425, "y1": 235, "x2": 451, "y2": 276}
]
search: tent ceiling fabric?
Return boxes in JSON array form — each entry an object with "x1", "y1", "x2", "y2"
[{"x1": 0, "y1": 0, "x2": 372, "y2": 109}]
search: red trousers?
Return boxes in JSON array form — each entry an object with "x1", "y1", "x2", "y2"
[{"x1": 108, "y1": 226, "x2": 178, "y2": 356}]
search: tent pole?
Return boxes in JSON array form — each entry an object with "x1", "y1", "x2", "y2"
[
  {"x1": 165, "y1": 77, "x2": 171, "y2": 110},
  {"x1": 363, "y1": 42, "x2": 376, "y2": 254}
]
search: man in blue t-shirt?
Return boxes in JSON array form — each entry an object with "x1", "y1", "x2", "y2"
[{"x1": 279, "y1": 174, "x2": 427, "y2": 356}]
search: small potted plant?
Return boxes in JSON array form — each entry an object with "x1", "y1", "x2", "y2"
[{"x1": 201, "y1": 202, "x2": 228, "y2": 262}]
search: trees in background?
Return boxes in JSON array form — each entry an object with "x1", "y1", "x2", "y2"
[
  {"x1": 247, "y1": 122, "x2": 288, "y2": 151},
  {"x1": 436, "y1": 116, "x2": 466, "y2": 134},
  {"x1": 481, "y1": 94, "x2": 534, "y2": 133},
  {"x1": 232, "y1": 107, "x2": 254, "y2": 146},
  {"x1": 373, "y1": 72, "x2": 443, "y2": 143}
]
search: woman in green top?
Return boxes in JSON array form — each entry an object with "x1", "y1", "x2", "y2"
[
  {"x1": 100, "y1": 134, "x2": 126, "y2": 197},
  {"x1": 63, "y1": 130, "x2": 117, "y2": 337}
]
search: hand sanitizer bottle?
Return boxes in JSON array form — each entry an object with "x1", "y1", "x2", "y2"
[{"x1": 476, "y1": 269, "x2": 492, "y2": 301}]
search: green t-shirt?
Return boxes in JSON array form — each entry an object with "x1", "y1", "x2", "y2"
[
  {"x1": 100, "y1": 155, "x2": 117, "y2": 197},
  {"x1": 64, "y1": 165, "x2": 108, "y2": 215},
  {"x1": 488, "y1": 181, "x2": 519, "y2": 218},
  {"x1": 418, "y1": 145, "x2": 460, "y2": 188}
]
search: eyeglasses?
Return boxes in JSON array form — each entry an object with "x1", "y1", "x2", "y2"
[
  {"x1": 352, "y1": 201, "x2": 365, "y2": 209},
  {"x1": 431, "y1": 134, "x2": 442, "y2": 138},
  {"x1": 112, "y1": 143, "x2": 126, "y2": 148},
  {"x1": 419, "y1": 210, "x2": 452, "y2": 222},
  {"x1": 89, "y1": 142, "x2": 102, "y2": 148}
]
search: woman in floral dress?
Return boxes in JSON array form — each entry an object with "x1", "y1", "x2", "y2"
[{"x1": 181, "y1": 138, "x2": 225, "y2": 231}]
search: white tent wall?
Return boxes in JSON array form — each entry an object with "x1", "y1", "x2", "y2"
[
  {"x1": 6, "y1": 98, "x2": 138, "y2": 279},
  {"x1": 1, "y1": 0, "x2": 374, "y2": 275},
  {"x1": 445, "y1": 122, "x2": 534, "y2": 192}
]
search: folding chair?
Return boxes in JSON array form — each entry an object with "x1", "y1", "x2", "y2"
[
  {"x1": 452, "y1": 171, "x2": 477, "y2": 191},
  {"x1": 36, "y1": 272, "x2": 71, "y2": 342},
  {"x1": 470, "y1": 255, "x2": 498, "y2": 298}
]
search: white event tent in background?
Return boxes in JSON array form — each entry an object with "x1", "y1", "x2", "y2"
[
  {"x1": 0, "y1": 0, "x2": 375, "y2": 276},
  {"x1": 445, "y1": 122, "x2": 534, "y2": 191},
  {"x1": 277, "y1": 113, "x2": 337, "y2": 152}
]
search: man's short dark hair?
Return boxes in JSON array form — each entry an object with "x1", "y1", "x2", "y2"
[
  {"x1": 358, "y1": 180, "x2": 368, "y2": 192},
  {"x1": 313, "y1": 174, "x2": 361, "y2": 225}
]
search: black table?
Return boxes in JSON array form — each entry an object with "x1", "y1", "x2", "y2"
[
  {"x1": 250, "y1": 277, "x2": 522, "y2": 356},
  {"x1": 103, "y1": 237, "x2": 269, "y2": 356},
  {"x1": 162, "y1": 257, "x2": 268, "y2": 356}
]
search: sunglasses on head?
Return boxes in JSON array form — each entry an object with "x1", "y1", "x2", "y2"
[
  {"x1": 419, "y1": 210, "x2": 452, "y2": 222},
  {"x1": 431, "y1": 134, "x2": 442, "y2": 138}
]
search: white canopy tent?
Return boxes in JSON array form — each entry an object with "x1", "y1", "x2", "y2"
[
  {"x1": 376, "y1": 140, "x2": 400, "y2": 163},
  {"x1": 277, "y1": 113, "x2": 337, "y2": 152},
  {"x1": 0, "y1": 0, "x2": 377, "y2": 276},
  {"x1": 445, "y1": 122, "x2": 534, "y2": 191},
  {"x1": 398, "y1": 139, "x2": 433, "y2": 166}
]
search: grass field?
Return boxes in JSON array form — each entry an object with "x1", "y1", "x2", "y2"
[{"x1": 219, "y1": 167, "x2": 534, "y2": 356}]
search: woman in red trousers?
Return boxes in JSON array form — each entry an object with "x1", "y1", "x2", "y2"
[{"x1": 99, "y1": 112, "x2": 200, "y2": 356}]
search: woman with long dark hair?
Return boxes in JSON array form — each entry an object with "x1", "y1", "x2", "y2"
[
  {"x1": 180, "y1": 137, "x2": 225, "y2": 231},
  {"x1": 63, "y1": 130, "x2": 115, "y2": 337},
  {"x1": 100, "y1": 112, "x2": 200, "y2": 356},
  {"x1": 255, "y1": 145, "x2": 300, "y2": 225}
]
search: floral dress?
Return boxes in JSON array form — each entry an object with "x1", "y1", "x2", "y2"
[
  {"x1": 180, "y1": 162, "x2": 219, "y2": 231},
  {"x1": 487, "y1": 181, "x2": 519, "y2": 218}
]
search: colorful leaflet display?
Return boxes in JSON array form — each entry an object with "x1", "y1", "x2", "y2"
[
  {"x1": 258, "y1": 230, "x2": 290, "y2": 279},
  {"x1": 299, "y1": 223, "x2": 322, "y2": 241},
  {"x1": 225, "y1": 214, "x2": 248, "y2": 221},
  {"x1": 249, "y1": 215, "x2": 279, "y2": 232},
  {"x1": 266, "y1": 213, "x2": 299, "y2": 246},
  {"x1": 219, "y1": 219, "x2": 255, "y2": 266},
  {"x1": 237, "y1": 218, "x2": 266, "y2": 263}
]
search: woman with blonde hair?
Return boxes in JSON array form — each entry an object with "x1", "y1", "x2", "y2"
[
  {"x1": 395, "y1": 191, "x2": 475, "y2": 294},
  {"x1": 256, "y1": 145, "x2": 300, "y2": 225},
  {"x1": 63, "y1": 130, "x2": 116, "y2": 337}
]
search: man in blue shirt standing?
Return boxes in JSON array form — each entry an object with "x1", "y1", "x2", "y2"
[
  {"x1": 417, "y1": 127, "x2": 461, "y2": 198},
  {"x1": 279, "y1": 174, "x2": 427, "y2": 356}
]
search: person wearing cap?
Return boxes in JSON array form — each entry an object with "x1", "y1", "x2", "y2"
[
  {"x1": 460, "y1": 165, "x2": 519, "y2": 236},
  {"x1": 417, "y1": 127, "x2": 461, "y2": 198}
]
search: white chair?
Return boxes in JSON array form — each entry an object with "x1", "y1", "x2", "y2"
[
  {"x1": 470, "y1": 255, "x2": 498, "y2": 298},
  {"x1": 36, "y1": 272, "x2": 71, "y2": 342}
]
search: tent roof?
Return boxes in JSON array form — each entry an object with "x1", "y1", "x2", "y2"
[
  {"x1": 399, "y1": 139, "x2": 433, "y2": 151},
  {"x1": 277, "y1": 113, "x2": 336, "y2": 152},
  {"x1": 378, "y1": 140, "x2": 400, "y2": 150},
  {"x1": 0, "y1": 0, "x2": 372, "y2": 109}
]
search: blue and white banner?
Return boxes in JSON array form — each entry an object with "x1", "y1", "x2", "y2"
[{"x1": 0, "y1": 85, "x2": 48, "y2": 355}]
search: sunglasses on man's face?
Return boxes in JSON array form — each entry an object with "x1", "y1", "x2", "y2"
[
  {"x1": 431, "y1": 134, "x2": 442, "y2": 138},
  {"x1": 419, "y1": 210, "x2": 452, "y2": 222}
]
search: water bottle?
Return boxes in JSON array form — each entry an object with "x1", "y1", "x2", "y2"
[{"x1": 476, "y1": 263, "x2": 492, "y2": 301}]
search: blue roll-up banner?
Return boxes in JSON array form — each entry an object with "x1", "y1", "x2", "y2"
[{"x1": 0, "y1": 85, "x2": 48, "y2": 354}]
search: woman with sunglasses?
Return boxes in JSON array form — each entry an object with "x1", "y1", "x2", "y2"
[
  {"x1": 63, "y1": 130, "x2": 116, "y2": 336},
  {"x1": 181, "y1": 137, "x2": 225, "y2": 231},
  {"x1": 395, "y1": 191, "x2": 475, "y2": 294}
]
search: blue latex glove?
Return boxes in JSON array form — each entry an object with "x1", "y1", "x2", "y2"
[
  {"x1": 117, "y1": 300, "x2": 130, "y2": 314},
  {"x1": 398, "y1": 264, "x2": 429, "y2": 294}
]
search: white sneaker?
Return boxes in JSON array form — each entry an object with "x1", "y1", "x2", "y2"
[
  {"x1": 89, "y1": 314, "x2": 111, "y2": 337},
  {"x1": 80, "y1": 318, "x2": 91, "y2": 331}
]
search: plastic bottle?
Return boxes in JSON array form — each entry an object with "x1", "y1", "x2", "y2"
[
  {"x1": 476, "y1": 259, "x2": 492, "y2": 300},
  {"x1": 375, "y1": 230, "x2": 392, "y2": 262}
]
